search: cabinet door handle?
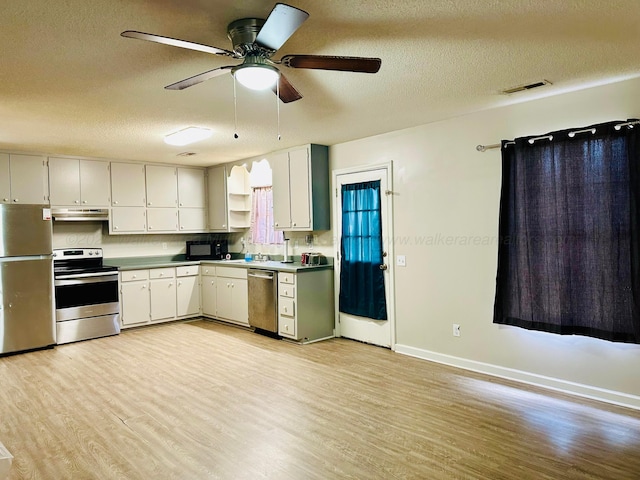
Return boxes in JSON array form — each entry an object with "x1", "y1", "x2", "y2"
[
  {"x1": 113, "y1": 200, "x2": 118, "y2": 205},
  {"x1": 12, "y1": 199, "x2": 18, "y2": 202},
  {"x1": 82, "y1": 200, "x2": 87, "y2": 204},
  {"x1": 74, "y1": 200, "x2": 79, "y2": 204},
  {"x1": 148, "y1": 202, "x2": 152, "y2": 206},
  {"x1": 142, "y1": 285, "x2": 146, "y2": 289},
  {"x1": 169, "y1": 283, "x2": 173, "y2": 287}
]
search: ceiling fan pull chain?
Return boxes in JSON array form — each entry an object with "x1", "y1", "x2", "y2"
[
  {"x1": 233, "y1": 75, "x2": 239, "y2": 139},
  {"x1": 277, "y1": 79, "x2": 281, "y2": 141}
]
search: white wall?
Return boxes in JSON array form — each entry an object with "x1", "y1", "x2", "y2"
[
  {"x1": 330, "y1": 77, "x2": 640, "y2": 408},
  {"x1": 52, "y1": 222, "x2": 199, "y2": 258}
]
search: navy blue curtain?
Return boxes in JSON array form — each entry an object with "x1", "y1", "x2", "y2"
[
  {"x1": 339, "y1": 180, "x2": 388, "y2": 320},
  {"x1": 494, "y1": 119, "x2": 640, "y2": 343}
]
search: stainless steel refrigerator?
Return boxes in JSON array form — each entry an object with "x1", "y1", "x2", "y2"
[{"x1": 0, "y1": 204, "x2": 56, "y2": 354}]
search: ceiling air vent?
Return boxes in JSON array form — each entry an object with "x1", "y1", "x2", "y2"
[
  {"x1": 501, "y1": 80, "x2": 552, "y2": 95},
  {"x1": 177, "y1": 152, "x2": 197, "y2": 157}
]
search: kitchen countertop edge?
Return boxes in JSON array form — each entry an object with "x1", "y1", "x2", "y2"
[{"x1": 105, "y1": 257, "x2": 333, "y2": 273}]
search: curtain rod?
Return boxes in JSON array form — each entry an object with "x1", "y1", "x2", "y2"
[{"x1": 475, "y1": 119, "x2": 640, "y2": 152}]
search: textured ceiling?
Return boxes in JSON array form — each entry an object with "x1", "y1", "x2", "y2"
[{"x1": 1, "y1": 0, "x2": 640, "y2": 166}]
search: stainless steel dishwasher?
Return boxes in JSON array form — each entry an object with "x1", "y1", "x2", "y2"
[{"x1": 248, "y1": 269, "x2": 278, "y2": 333}]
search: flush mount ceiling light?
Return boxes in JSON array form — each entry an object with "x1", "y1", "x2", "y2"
[
  {"x1": 164, "y1": 127, "x2": 212, "y2": 146},
  {"x1": 232, "y1": 59, "x2": 279, "y2": 91}
]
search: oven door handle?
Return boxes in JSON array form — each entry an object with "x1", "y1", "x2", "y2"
[{"x1": 55, "y1": 273, "x2": 119, "y2": 286}]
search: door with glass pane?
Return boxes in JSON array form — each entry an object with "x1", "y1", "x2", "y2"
[{"x1": 334, "y1": 166, "x2": 393, "y2": 348}]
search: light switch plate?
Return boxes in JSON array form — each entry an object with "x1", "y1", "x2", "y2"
[{"x1": 396, "y1": 255, "x2": 406, "y2": 267}]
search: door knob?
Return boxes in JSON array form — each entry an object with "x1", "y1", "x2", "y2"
[{"x1": 379, "y1": 264, "x2": 388, "y2": 270}]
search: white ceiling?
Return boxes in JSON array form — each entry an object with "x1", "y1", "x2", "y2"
[{"x1": 2, "y1": 0, "x2": 640, "y2": 166}]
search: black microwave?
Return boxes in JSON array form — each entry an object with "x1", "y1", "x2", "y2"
[{"x1": 186, "y1": 240, "x2": 229, "y2": 260}]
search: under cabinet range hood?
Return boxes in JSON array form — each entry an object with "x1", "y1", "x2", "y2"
[{"x1": 51, "y1": 208, "x2": 109, "y2": 222}]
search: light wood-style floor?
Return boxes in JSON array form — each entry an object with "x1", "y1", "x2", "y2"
[{"x1": 1, "y1": 320, "x2": 640, "y2": 480}]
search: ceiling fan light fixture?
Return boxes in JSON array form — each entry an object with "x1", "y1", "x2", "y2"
[
  {"x1": 164, "y1": 127, "x2": 212, "y2": 146},
  {"x1": 233, "y1": 64, "x2": 279, "y2": 91}
]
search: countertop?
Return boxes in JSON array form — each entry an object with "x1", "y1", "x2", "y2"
[{"x1": 105, "y1": 255, "x2": 333, "y2": 273}]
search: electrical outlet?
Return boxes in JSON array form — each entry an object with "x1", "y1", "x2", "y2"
[
  {"x1": 162, "y1": 242, "x2": 167, "y2": 250},
  {"x1": 453, "y1": 324, "x2": 461, "y2": 337},
  {"x1": 396, "y1": 255, "x2": 406, "y2": 267}
]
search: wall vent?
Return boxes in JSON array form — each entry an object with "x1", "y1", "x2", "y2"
[
  {"x1": 501, "y1": 80, "x2": 552, "y2": 95},
  {"x1": 177, "y1": 152, "x2": 197, "y2": 157}
]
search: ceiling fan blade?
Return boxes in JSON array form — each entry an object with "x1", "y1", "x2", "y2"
[
  {"x1": 281, "y1": 55, "x2": 382, "y2": 73},
  {"x1": 255, "y1": 3, "x2": 309, "y2": 51},
  {"x1": 121, "y1": 30, "x2": 236, "y2": 57},
  {"x1": 165, "y1": 65, "x2": 234, "y2": 90},
  {"x1": 271, "y1": 73, "x2": 303, "y2": 103}
]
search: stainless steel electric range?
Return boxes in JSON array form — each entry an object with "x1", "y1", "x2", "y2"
[{"x1": 53, "y1": 248, "x2": 120, "y2": 344}]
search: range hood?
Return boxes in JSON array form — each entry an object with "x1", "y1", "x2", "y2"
[{"x1": 51, "y1": 208, "x2": 109, "y2": 222}]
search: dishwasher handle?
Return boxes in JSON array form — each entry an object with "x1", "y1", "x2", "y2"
[{"x1": 248, "y1": 270, "x2": 275, "y2": 280}]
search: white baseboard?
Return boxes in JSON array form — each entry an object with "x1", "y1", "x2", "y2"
[{"x1": 395, "y1": 344, "x2": 640, "y2": 411}]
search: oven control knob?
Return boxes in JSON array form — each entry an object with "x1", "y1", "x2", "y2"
[
  {"x1": 88, "y1": 251, "x2": 93, "y2": 255},
  {"x1": 94, "y1": 250, "x2": 100, "y2": 256}
]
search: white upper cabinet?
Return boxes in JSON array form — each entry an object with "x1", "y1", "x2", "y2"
[
  {"x1": 110, "y1": 206, "x2": 147, "y2": 233},
  {"x1": 49, "y1": 157, "x2": 110, "y2": 207},
  {"x1": 111, "y1": 162, "x2": 146, "y2": 207},
  {"x1": 0, "y1": 153, "x2": 11, "y2": 203},
  {"x1": 146, "y1": 208, "x2": 177, "y2": 233},
  {"x1": 207, "y1": 165, "x2": 228, "y2": 232},
  {"x1": 4, "y1": 154, "x2": 49, "y2": 205},
  {"x1": 176, "y1": 167, "x2": 206, "y2": 233},
  {"x1": 80, "y1": 160, "x2": 111, "y2": 206},
  {"x1": 271, "y1": 144, "x2": 329, "y2": 231},
  {"x1": 288, "y1": 148, "x2": 311, "y2": 230},
  {"x1": 146, "y1": 165, "x2": 177, "y2": 208},
  {"x1": 271, "y1": 151, "x2": 291, "y2": 229},
  {"x1": 177, "y1": 167, "x2": 205, "y2": 208}
]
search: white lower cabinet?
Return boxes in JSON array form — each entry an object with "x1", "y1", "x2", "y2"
[
  {"x1": 201, "y1": 266, "x2": 217, "y2": 316},
  {"x1": 177, "y1": 266, "x2": 200, "y2": 317},
  {"x1": 202, "y1": 266, "x2": 249, "y2": 326},
  {"x1": 149, "y1": 268, "x2": 176, "y2": 321},
  {"x1": 278, "y1": 269, "x2": 334, "y2": 343},
  {"x1": 120, "y1": 270, "x2": 150, "y2": 326},
  {"x1": 120, "y1": 265, "x2": 201, "y2": 329}
]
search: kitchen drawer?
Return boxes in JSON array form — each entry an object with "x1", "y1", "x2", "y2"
[
  {"x1": 279, "y1": 284, "x2": 295, "y2": 298},
  {"x1": 201, "y1": 265, "x2": 216, "y2": 276},
  {"x1": 176, "y1": 265, "x2": 200, "y2": 277},
  {"x1": 216, "y1": 266, "x2": 247, "y2": 279},
  {"x1": 121, "y1": 269, "x2": 149, "y2": 282},
  {"x1": 279, "y1": 297, "x2": 295, "y2": 317},
  {"x1": 279, "y1": 272, "x2": 296, "y2": 285},
  {"x1": 278, "y1": 315, "x2": 296, "y2": 337},
  {"x1": 149, "y1": 267, "x2": 175, "y2": 279}
]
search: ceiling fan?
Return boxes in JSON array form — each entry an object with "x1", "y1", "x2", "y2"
[{"x1": 121, "y1": 3, "x2": 381, "y2": 103}]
